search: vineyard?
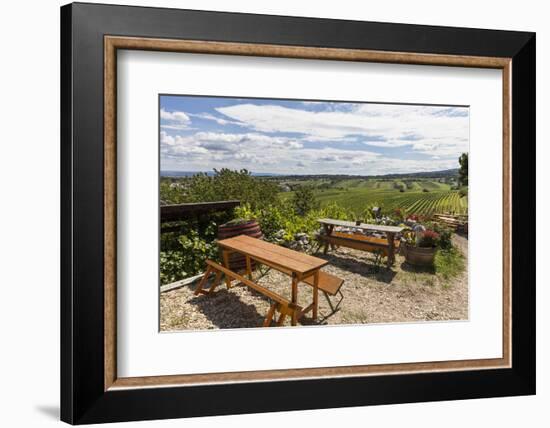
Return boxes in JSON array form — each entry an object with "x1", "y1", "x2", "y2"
[{"x1": 279, "y1": 179, "x2": 468, "y2": 216}]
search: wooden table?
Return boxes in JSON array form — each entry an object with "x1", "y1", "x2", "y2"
[
  {"x1": 318, "y1": 218, "x2": 405, "y2": 267},
  {"x1": 216, "y1": 235, "x2": 328, "y2": 326}
]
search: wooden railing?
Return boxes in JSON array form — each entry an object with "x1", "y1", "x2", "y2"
[{"x1": 160, "y1": 200, "x2": 240, "y2": 233}]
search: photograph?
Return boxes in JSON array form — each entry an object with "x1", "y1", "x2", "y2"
[
  {"x1": 159, "y1": 95, "x2": 470, "y2": 331},
  {"x1": 54, "y1": 2, "x2": 537, "y2": 424}
]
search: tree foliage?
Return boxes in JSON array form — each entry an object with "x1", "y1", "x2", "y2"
[
  {"x1": 458, "y1": 153, "x2": 468, "y2": 186},
  {"x1": 292, "y1": 185, "x2": 319, "y2": 216},
  {"x1": 161, "y1": 169, "x2": 279, "y2": 210}
]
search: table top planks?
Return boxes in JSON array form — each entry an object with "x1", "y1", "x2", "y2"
[
  {"x1": 318, "y1": 218, "x2": 405, "y2": 234},
  {"x1": 217, "y1": 235, "x2": 327, "y2": 275}
]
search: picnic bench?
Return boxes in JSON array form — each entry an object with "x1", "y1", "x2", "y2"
[
  {"x1": 317, "y1": 219, "x2": 405, "y2": 267},
  {"x1": 194, "y1": 235, "x2": 344, "y2": 327},
  {"x1": 434, "y1": 213, "x2": 468, "y2": 233}
]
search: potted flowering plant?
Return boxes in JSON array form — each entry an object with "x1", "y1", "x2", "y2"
[{"x1": 402, "y1": 228, "x2": 440, "y2": 266}]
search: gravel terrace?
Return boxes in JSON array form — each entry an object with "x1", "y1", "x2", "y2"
[{"x1": 160, "y1": 234, "x2": 468, "y2": 331}]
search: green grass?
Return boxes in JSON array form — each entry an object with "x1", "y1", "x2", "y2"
[{"x1": 434, "y1": 248, "x2": 465, "y2": 281}]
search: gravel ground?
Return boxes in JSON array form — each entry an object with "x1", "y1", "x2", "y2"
[{"x1": 160, "y1": 234, "x2": 468, "y2": 331}]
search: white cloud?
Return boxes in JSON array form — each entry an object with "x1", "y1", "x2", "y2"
[
  {"x1": 160, "y1": 109, "x2": 190, "y2": 123},
  {"x1": 160, "y1": 131, "x2": 304, "y2": 168},
  {"x1": 160, "y1": 109, "x2": 191, "y2": 130},
  {"x1": 161, "y1": 101, "x2": 469, "y2": 175},
  {"x1": 216, "y1": 103, "x2": 469, "y2": 159},
  {"x1": 189, "y1": 112, "x2": 245, "y2": 127},
  {"x1": 161, "y1": 124, "x2": 193, "y2": 131}
]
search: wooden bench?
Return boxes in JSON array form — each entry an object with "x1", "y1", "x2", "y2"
[
  {"x1": 274, "y1": 266, "x2": 345, "y2": 315},
  {"x1": 332, "y1": 232, "x2": 400, "y2": 256},
  {"x1": 317, "y1": 219, "x2": 404, "y2": 267},
  {"x1": 195, "y1": 260, "x2": 302, "y2": 327},
  {"x1": 301, "y1": 271, "x2": 344, "y2": 314},
  {"x1": 433, "y1": 214, "x2": 468, "y2": 233},
  {"x1": 319, "y1": 231, "x2": 400, "y2": 267}
]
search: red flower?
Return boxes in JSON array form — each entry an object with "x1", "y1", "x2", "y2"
[
  {"x1": 419, "y1": 229, "x2": 440, "y2": 247},
  {"x1": 423, "y1": 230, "x2": 440, "y2": 240}
]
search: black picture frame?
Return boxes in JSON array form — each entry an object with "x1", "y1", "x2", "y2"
[{"x1": 61, "y1": 2, "x2": 535, "y2": 424}]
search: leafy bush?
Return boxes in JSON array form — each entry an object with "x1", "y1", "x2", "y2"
[
  {"x1": 160, "y1": 250, "x2": 188, "y2": 285},
  {"x1": 292, "y1": 185, "x2": 320, "y2": 216},
  {"x1": 160, "y1": 229, "x2": 219, "y2": 285},
  {"x1": 160, "y1": 219, "x2": 221, "y2": 285},
  {"x1": 458, "y1": 153, "x2": 468, "y2": 186},
  {"x1": 235, "y1": 200, "x2": 354, "y2": 244},
  {"x1": 160, "y1": 169, "x2": 279, "y2": 209},
  {"x1": 435, "y1": 247, "x2": 465, "y2": 280},
  {"x1": 393, "y1": 208, "x2": 404, "y2": 222},
  {"x1": 423, "y1": 221, "x2": 453, "y2": 249}
]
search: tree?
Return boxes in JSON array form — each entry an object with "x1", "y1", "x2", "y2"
[
  {"x1": 458, "y1": 153, "x2": 468, "y2": 186},
  {"x1": 161, "y1": 168, "x2": 280, "y2": 210},
  {"x1": 292, "y1": 185, "x2": 319, "y2": 216}
]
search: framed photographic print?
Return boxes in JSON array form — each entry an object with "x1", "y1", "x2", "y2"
[{"x1": 61, "y1": 2, "x2": 535, "y2": 424}]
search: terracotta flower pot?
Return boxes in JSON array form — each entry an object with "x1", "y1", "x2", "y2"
[{"x1": 403, "y1": 243, "x2": 436, "y2": 266}]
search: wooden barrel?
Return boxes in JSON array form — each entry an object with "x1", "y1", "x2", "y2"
[{"x1": 218, "y1": 219, "x2": 263, "y2": 272}]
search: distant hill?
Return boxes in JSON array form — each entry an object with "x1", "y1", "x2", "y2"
[
  {"x1": 161, "y1": 168, "x2": 458, "y2": 179},
  {"x1": 375, "y1": 169, "x2": 459, "y2": 179},
  {"x1": 161, "y1": 170, "x2": 283, "y2": 177},
  {"x1": 266, "y1": 169, "x2": 459, "y2": 180}
]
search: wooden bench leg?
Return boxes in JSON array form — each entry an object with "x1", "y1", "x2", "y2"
[
  {"x1": 263, "y1": 303, "x2": 278, "y2": 327},
  {"x1": 194, "y1": 266, "x2": 213, "y2": 295},
  {"x1": 277, "y1": 311, "x2": 287, "y2": 326},
  {"x1": 207, "y1": 270, "x2": 223, "y2": 294},
  {"x1": 323, "y1": 290, "x2": 344, "y2": 314}
]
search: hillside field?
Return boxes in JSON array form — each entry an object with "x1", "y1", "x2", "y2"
[{"x1": 278, "y1": 178, "x2": 467, "y2": 215}]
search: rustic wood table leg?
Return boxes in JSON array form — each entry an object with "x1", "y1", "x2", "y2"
[
  {"x1": 291, "y1": 273, "x2": 298, "y2": 326},
  {"x1": 222, "y1": 249, "x2": 232, "y2": 288},
  {"x1": 245, "y1": 255, "x2": 252, "y2": 280},
  {"x1": 322, "y1": 224, "x2": 331, "y2": 254},
  {"x1": 328, "y1": 225, "x2": 337, "y2": 251},
  {"x1": 312, "y1": 270, "x2": 319, "y2": 320},
  {"x1": 387, "y1": 232, "x2": 396, "y2": 267}
]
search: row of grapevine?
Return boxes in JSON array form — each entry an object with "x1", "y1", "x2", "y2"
[
  {"x1": 316, "y1": 188, "x2": 468, "y2": 216},
  {"x1": 401, "y1": 191, "x2": 467, "y2": 215}
]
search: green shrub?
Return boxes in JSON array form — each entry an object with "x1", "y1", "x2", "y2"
[
  {"x1": 435, "y1": 247, "x2": 465, "y2": 280},
  {"x1": 160, "y1": 250, "x2": 187, "y2": 285},
  {"x1": 160, "y1": 230, "x2": 219, "y2": 286},
  {"x1": 292, "y1": 185, "x2": 319, "y2": 216},
  {"x1": 160, "y1": 168, "x2": 279, "y2": 209},
  {"x1": 423, "y1": 221, "x2": 453, "y2": 250}
]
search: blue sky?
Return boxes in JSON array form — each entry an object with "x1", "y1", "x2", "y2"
[{"x1": 160, "y1": 95, "x2": 469, "y2": 175}]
